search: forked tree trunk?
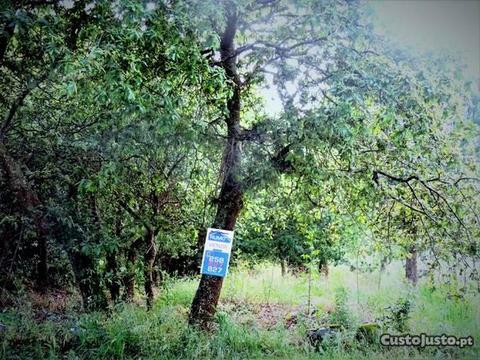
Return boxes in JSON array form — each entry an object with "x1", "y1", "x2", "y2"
[
  {"x1": 144, "y1": 228, "x2": 157, "y2": 309},
  {"x1": 189, "y1": 3, "x2": 243, "y2": 329},
  {"x1": 405, "y1": 245, "x2": 418, "y2": 285}
]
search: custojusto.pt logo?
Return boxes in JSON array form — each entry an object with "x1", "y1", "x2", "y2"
[{"x1": 380, "y1": 333, "x2": 474, "y2": 348}]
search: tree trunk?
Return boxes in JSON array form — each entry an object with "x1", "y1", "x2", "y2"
[
  {"x1": 319, "y1": 259, "x2": 329, "y2": 278},
  {"x1": 380, "y1": 256, "x2": 387, "y2": 272},
  {"x1": 281, "y1": 259, "x2": 287, "y2": 277},
  {"x1": 196, "y1": 228, "x2": 207, "y2": 266},
  {"x1": 152, "y1": 266, "x2": 161, "y2": 287},
  {"x1": 106, "y1": 252, "x2": 120, "y2": 303},
  {"x1": 122, "y1": 238, "x2": 140, "y2": 302},
  {"x1": 189, "y1": 3, "x2": 243, "y2": 329},
  {"x1": 144, "y1": 228, "x2": 157, "y2": 309},
  {"x1": 69, "y1": 248, "x2": 107, "y2": 311},
  {"x1": 377, "y1": 257, "x2": 387, "y2": 290},
  {"x1": 152, "y1": 249, "x2": 164, "y2": 287},
  {"x1": 405, "y1": 245, "x2": 418, "y2": 285}
]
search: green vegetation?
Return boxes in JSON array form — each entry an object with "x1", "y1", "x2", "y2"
[
  {"x1": 1, "y1": 264, "x2": 478, "y2": 359},
  {"x1": 0, "y1": 0, "x2": 479, "y2": 358}
]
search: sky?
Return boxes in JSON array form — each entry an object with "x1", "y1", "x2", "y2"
[
  {"x1": 262, "y1": 0, "x2": 480, "y2": 115},
  {"x1": 369, "y1": 0, "x2": 480, "y2": 80}
]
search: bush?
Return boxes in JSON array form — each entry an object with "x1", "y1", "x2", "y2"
[{"x1": 330, "y1": 287, "x2": 351, "y2": 329}]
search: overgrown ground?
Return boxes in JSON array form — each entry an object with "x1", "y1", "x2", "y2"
[{"x1": 1, "y1": 262, "x2": 479, "y2": 359}]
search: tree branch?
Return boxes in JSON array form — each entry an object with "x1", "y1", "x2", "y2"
[{"x1": 0, "y1": 87, "x2": 31, "y2": 140}]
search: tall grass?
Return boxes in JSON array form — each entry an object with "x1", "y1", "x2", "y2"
[{"x1": 1, "y1": 262, "x2": 478, "y2": 359}]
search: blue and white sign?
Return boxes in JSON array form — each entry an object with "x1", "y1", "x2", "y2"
[{"x1": 200, "y1": 228, "x2": 234, "y2": 277}]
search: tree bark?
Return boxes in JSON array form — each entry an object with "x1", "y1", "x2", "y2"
[
  {"x1": 69, "y1": 248, "x2": 107, "y2": 311},
  {"x1": 405, "y1": 245, "x2": 418, "y2": 285},
  {"x1": 380, "y1": 256, "x2": 387, "y2": 272},
  {"x1": 319, "y1": 259, "x2": 329, "y2": 277},
  {"x1": 189, "y1": 2, "x2": 244, "y2": 329},
  {"x1": 195, "y1": 228, "x2": 207, "y2": 266},
  {"x1": 152, "y1": 265, "x2": 161, "y2": 287},
  {"x1": 106, "y1": 252, "x2": 120, "y2": 303},
  {"x1": 122, "y1": 239, "x2": 140, "y2": 302},
  {"x1": 281, "y1": 259, "x2": 287, "y2": 277},
  {"x1": 144, "y1": 228, "x2": 157, "y2": 309}
]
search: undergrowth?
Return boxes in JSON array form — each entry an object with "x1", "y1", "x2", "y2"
[{"x1": 1, "y1": 262, "x2": 478, "y2": 359}]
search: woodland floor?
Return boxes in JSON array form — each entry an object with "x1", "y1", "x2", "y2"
[{"x1": 1, "y1": 262, "x2": 479, "y2": 359}]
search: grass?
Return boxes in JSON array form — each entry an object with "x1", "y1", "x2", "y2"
[{"x1": 1, "y1": 261, "x2": 479, "y2": 359}]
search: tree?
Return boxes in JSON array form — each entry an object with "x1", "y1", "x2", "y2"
[
  {"x1": 185, "y1": 0, "x2": 479, "y2": 327},
  {"x1": 0, "y1": 0, "x2": 476, "y2": 322},
  {"x1": 185, "y1": 0, "x2": 378, "y2": 327},
  {"x1": 0, "y1": 0, "x2": 228, "y2": 308},
  {"x1": 236, "y1": 176, "x2": 344, "y2": 274},
  {"x1": 0, "y1": 0, "x2": 99, "y2": 290}
]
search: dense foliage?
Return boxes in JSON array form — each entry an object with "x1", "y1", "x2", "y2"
[{"x1": 0, "y1": 0, "x2": 478, "y2": 324}]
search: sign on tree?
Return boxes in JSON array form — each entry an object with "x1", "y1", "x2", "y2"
[{"x1": 200, "y1": 228, "x2": 234, "y2": 278}]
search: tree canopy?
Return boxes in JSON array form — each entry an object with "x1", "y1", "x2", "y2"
[{"x1": 0, "y1": 0, "x2": 478, "y2": 328}]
